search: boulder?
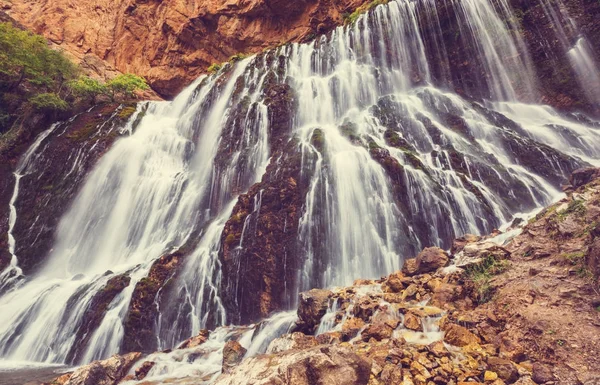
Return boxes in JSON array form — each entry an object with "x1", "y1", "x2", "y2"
[
  {"x1": 134, "y1": 361, "x2": 155, "y2": 380},
  {"x1": 213, "y1": 346, "x2": 371, "y2": 385},
  {"x1": 569, "y1": 167, "x2": 600, "y2": 189},
  {"x1": 296, "y1": 289, "x2": 333, "y2": 333},
  {"x1": 402, "y1": 258, "x2": 419, "y2": 276},
  {"x1": 222, "y1": 340, "x2": 247, "y2": 373},
  {"x1": 531, "y1": 363, "x2": 554, "y2": 384},
  {"x1": 362, "y1": 322, "x2": 394, "y2": 341},
  {"x1": 403, "y1": 312, "x2": 423, "y2": 331},
  {"x1": 487, "y1": 357, "x2": 519, "y2": 383},
  {"x1": 415, "y1": 247, "x2": 449, "y2": 274},
  {"x1": 383, "y1": 271, "x2": 405, "y2": 293},
  {"x1": 428, "y1": 340, "x2": 449, "y2": 357},
  {"x1": 341, "y1": 317, "x2": 366, "y2": 340},
  {"x1": 443, "y1": 324, "x2": 481, "y2": 347},
  {"x1": 62, "y1": 352, "x2": 141, "y2": 385}
]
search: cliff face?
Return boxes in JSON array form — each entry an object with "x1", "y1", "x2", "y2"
[{"x1": 3, "y1": 0, "x2": 367, "y2": 98}]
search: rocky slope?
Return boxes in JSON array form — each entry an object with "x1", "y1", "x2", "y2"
[{"x1": 42, "y1": 168, "x2": 600, "y2": 385}]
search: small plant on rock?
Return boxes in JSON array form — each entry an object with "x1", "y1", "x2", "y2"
[{"x1": 464, "y1": 255, "x2": 510, "y2": 304}]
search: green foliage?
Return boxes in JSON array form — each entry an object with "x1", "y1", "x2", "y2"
[
  {"x1": 68, "y1": 76, "x2": 107, "y2": 103},
  {"x1": 207, "y1": 63, "x2": 223, "y2": 73},
  {"x1": 228, "y1": 53, "x2": 249, "y2": 63},
  {"x1": 344, "y1": 0, "x2": 389, "y2": 25},
  {"x1": 596, "y1": 306, "x2": 600, "y2": 312},
  {"x1": 106, "y1": 73, "x2": 149, "y2": 101},
  {"x1": 0, "y1": 22, "x2": 76, "y2": 89},
  {"x1": 29, "y1": 93, "x2": 69, "y2": 111},
  {"x1": 557, "y1": 198, "x2": 586, "y2": 221},
  {"x1": 465, "y1": 255, "x2": 510, "y2": 304}
]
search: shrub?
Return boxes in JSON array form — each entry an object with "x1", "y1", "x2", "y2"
[
  {"x1": 29, "y1": 93, "x2": 69, "y2": 111},
  {"x1": 68, "y1": 76, "x2": 107, "y2": 103},
  {"x1": 106, "y1": 73, "x2": 149, "y2": 101}
]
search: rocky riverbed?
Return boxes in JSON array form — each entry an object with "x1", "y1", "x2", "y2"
[{"x1": 35, "y1": 168, "x2": 600, "y2": 385}]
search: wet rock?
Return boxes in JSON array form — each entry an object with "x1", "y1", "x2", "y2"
[
  {"x1": 178, "y1": 329, "x2": 210, "y2": 349},
  {"x1": 342, "y1": 317, "x2": 366, "y2": 340},
  {"x1": 134, "y1": 361, "x2": 155, "y2": 380},
  {"x1": 443, "y1": 324, "x2": 481, "y2": 347},
  {"x1": 296, "y1": 289, "x2": 333, "y2": 333},
  {"x1": 267, "y1": 332, "x2": 319, "y2": 354},
  {"x1": 428, "y1": 341, "x2": 450, "y2": 358},
  {"x1": 487, "y1": 357, "x2": 519, "y2": 383},
  {"x1": 61, "y1": 352, "x2": 141, "y2": 385},
  {"x1": 404, "y1": 312, "x2": 423, "y2": 331},
  {"x1": 531, "y1": 363, "x2": 554, "y2": 384},
  {"x1": 383, "y1": 271, "x2": 406, "y2": 293},
  {"x1": 452, "y1": 234, "x2": 482, "y2": 254},
  {"x1": 569, "y1": 168, "x2": 600, "y2": 189},
  {"x1": 213, "y1": 345, "x2": 371, "y2": 385},
  {"x1": 415, "y1": 247, "x2": 450, "y2": 274},
  {"x1": 380, "y1": 363, "x2": 403, "y2": 384},
  {"x1": 402, "y1": 258, "x2": 420, "y2": 276},
  {"x1": 222, "y1": 340, "x2": 247, "y2": 373},
  {"x1": 362, "y1": 322, "x2": 395, "y2": 342}
]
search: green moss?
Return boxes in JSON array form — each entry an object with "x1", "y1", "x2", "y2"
[
  {"x1": 311, "y1": 128, "x2": 326, "y2": 153},
  {"x1": 66, "y1": 121, "x2": 98, "y2": 141},
  {"x1": 596, "y1": 306, "x2": 600, "y2": 312},
  {"x1": 464, "y1": 255, "x2": 510, "y2": 304},
  {"x1": 207, "y1": 63, "x2": 223, "y2": 73},
  {"x1": 345, "y1": 0, "x2": 390, "y2": 25},
  {"x1": 339, "y1": 122, "x2": 361, "y2": 143},
  {"x1": 225, "y1": 233, "x2": 238, "y2": 245},
  {"x1": 562, "y1": 252, "x2": 585, "y2": 265},
  {"x1": 557, "y1": 198, "x2": 586, "y2": 222},
  {"x1": 117, "y1": 105, "x2": 137, "y2": 120},
  {"x1": 229, "y1": 53, "x2": 249, "y2": 63}
]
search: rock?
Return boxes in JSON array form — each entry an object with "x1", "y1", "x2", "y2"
[
  {"x1": 62, "y1": 352, "x2": 141, "y2": 385},
  {"x1": 402, "y1": 258, "x2": 419, "y2": 276},
  {"x1": 134, "y1": 361, "x2": 155, "y2": 380},
  {"x1": 569, "y1": 167, "x2": 600, "y2": 189},
  {"x1": 485, "y1": 371, "x2": 499, "y2": 381},
  {"x1": 222, "y1": 340, "x2": 247, "y2": 373},
  {"x1": 383, "y1": 271, "x2": 405, "y2": 293},
  {"x1": 342, "y1": 317, "x2": 366, "y2": 340},
  {"x1": 452, "y1": 234, "x2": 482, "y2": 254},
  {"x1": 213, "y1": 345, "x2": 371, "y2": 385},
  {"x1": 380, "y1": 363, "x2": 404, "y2": 384},
  {"x1": 428, "y1": 340, "x2": 449, "y2": 357},
  {"x1": 402, "y1": 284, "x2": 419, "y2": 300},
  {"x1": 415, "y1": 247, "x2": 450, "y2": 274},
  {"x1": 531, "y1": 363, "x2": 554, "y2": 384},
  {"x1": 404, "y1": 312, "x2": 423, "y2": 331},
  {"x1": 362, "y1": 322, "x2": 394, "y2": 341},
  {"x1": 432, "y1": 283, "x2": 464, "y2": 306},
  {"x1": 7, "y1": 0, "x2": 371, "y2": 97},
  {"x1": 296, "y1": 289, "x2": 333, "y2": 333},
  {"x1": 458, "y1": 242, "x2": 510, "y2": 267},
  {"x1": 267, "y1": 332, "x2": 319, "y2": 354},
  {"x1": 178, "y1": 329, "x2": 209, "y2": 349},
  {"x1": 487, "y1": 357, "x2": 519, "y2": 383},
  {"x1": 443, "y1": 324, "x2": 481, "y2": 347}
]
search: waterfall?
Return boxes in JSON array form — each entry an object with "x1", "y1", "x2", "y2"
[
  {"x1": 0, "y1": 0, "x2": 599, "y2": 372},
  {"x1": 539, "y1": 0, "x2": 600, "y2": 105}
]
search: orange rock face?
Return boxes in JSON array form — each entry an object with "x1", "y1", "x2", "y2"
[{"x1": 5, "y1": 0, "x2": 368, "y2": 97}]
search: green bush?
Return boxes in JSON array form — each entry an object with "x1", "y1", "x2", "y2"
[
  {"x1": 0, "y1": 22, "x2": 76, "y2": 89},
  {"x1": 29, "y1": 93, "x2": 69, "y2": 111},
  {"x1": 106, "y1": 73, "x2": 149, "y2": 101},
  {"x1": 68, "y1": 76, "x2": 107, "y2": 103}
]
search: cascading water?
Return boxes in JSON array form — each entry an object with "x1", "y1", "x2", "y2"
[
  {"x1": 538, "y1": 0, "x2": 600, "y2": 105},
  {"x1": 1, "y1": 0, "x2": 600, "y2": 379}
]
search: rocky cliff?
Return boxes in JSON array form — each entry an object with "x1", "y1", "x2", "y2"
[
  {"x1": 4, "y1": 0, "x2": 600, "y2": 113},
  {"x1": 2, "y1": 0, "x2": 369, "y2": 98},
  {"x1": 43, "y1": 168, "x2": 600, "y2": 385}
]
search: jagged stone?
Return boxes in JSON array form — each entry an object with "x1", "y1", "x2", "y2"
[
  {"x1": 296, "y1": 289, "x2": 333, "y2": 333},
  {"x1": 404, "y1": 312, "x2": 423, "y2": 331},
  {"x1": 61, "y1": 352, "x2": 141, "y2": 385},
  {"x1": 415, "y1": 247, "x2": 450, "y2": 274},
  {"x1": 487, "y1": 357, "x2": 519, "y2": 383},
  {"x1": 267, "y1": 332, "x2": 319, "y2": 354},
  {"x1": 362, "y1": 322, "x2": 394, "y2": 342},
  {"x1": 178, "y1": 329, "x2": 209, "y2": 349},
  {"x1": 222, "y1": 340, "x2": 247, "y2": 373},
  {"x1": 531, "y1": 363, "x2": 554, "y2": 384},
  {"x1": 443, "y1": 324, "x2": 481, "y2": 347}
]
